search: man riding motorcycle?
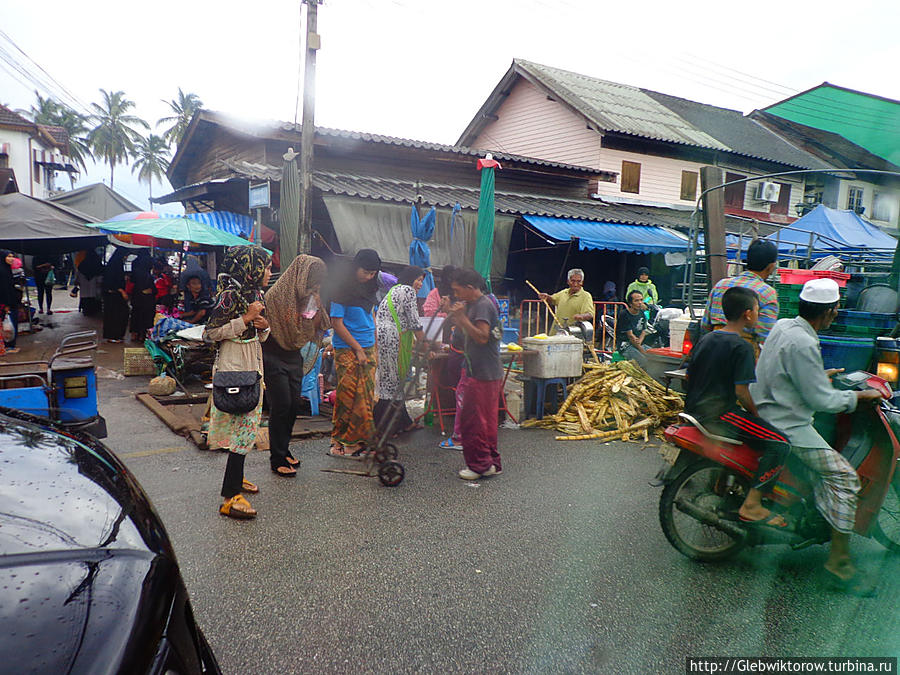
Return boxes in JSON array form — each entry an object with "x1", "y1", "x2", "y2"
[{"x1": 751, "y1": 278, "x2": 882, "y2": 596}]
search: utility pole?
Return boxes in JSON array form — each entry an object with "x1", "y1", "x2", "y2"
[
  {"x1": 700, "y1": 166, "x2": 728, "y2": 290},
  {"x1": 298, "y1": 0, "x2": 321, "y2": 255}
]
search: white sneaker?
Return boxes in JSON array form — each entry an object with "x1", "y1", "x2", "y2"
[{"x1": 458, "y1": 466, "x2": 500, "y2": 480}]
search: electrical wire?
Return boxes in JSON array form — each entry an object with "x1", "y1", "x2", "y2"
[
  {"x1": 0, "y1": 30, "x2": 91, "y2": 114},
  {"x1": 293, "y1": 0, "x2": 305, "y2": 127}
]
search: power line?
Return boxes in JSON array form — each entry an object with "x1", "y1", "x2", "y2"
[
  {"x1": 0, "y1": 30, "x2": 91, "y2": 114},
  {"x1": 679, "y1": 53, "x2": 797, "y2": 96}
]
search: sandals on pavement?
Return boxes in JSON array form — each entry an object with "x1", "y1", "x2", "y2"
[
  {"x1": 286, "y1": 456, "x2": 300, "y2": 466},
  {"x1": 241, "y1": 479, "x2": 259, "y2": 493},
  {"x1": 271, "y1": 465, "x2": 297, "y2": 477},
  {"x1": 219, "y1": 494, "x2": 257, "y2": 519}
]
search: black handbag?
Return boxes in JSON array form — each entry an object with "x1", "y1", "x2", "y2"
[{"x1": 212, "y1": 371, "x2": 261, "y2": 414}]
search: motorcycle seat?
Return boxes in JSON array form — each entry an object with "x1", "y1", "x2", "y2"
[{"x1": 677, "y1": 413, "x2": 742, "y2": 445}]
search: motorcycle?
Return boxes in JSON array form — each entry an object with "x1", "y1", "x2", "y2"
[{"x1": 657, "y1": 370, "x2": 900, "y2": 561}]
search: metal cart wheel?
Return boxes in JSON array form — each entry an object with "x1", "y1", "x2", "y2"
[
  {"x1": 374, "y1": 443, "x2": 399, "y2": 464},
  {"x1": 378, "y1": 460, "x2": 405, "y2": 487}
]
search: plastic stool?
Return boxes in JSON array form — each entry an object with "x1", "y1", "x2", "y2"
[{"x1": 531, "y1": 377, "x2": 567, "y2": 420}]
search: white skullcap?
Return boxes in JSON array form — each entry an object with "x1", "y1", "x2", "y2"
[{"x1": 799, "y1": 278, "x2": 840, "y2": 304}]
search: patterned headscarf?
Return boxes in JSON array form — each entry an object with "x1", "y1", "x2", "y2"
[
  {"x1": 265, "y1": 254, "x2": 329, "y2": 351},
  {"x1": 206, "y1": 245, "x2": 271, "y2": 336}
]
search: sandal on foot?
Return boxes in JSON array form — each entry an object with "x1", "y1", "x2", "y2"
[
  {"x1": 349, "y1": 444, "x2": 371, "y2": 461},
  {"x1": 286, "y1": 456, "x2": 300, "y2": 466},
  {"x1": 327, "y1": 444, "x2": 350, "y2": 458},
  {"x1": 739, "y1": 512, "x2": 789, "y2": 529},
  {"x1": 219, "y1": 494, "x2": 257, "y2": 519},
  {"x1": 271, "y1": 465, "x2": 297, "y2": 477},
  {"x1": 241, "y1": 479, "x2": 259, "y2": 493},
  {"x1": 824, "y1": 568, "x2": 877, "y2": 597}
]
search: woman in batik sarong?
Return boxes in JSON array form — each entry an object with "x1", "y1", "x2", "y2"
[{"x1": 325, "y1": 249, "x2": 381, "y2": 459}]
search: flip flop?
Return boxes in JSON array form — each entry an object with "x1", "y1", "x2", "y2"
[
  {"x1": 739, "y1": 513, "x2": 789, "y2": 529},
  {"x1": 286, "y1": 456, "x2": 300, "y2": 466},
  {"x1": 402, "y1": 423, "x2": 425, "y2": 433},
  {"x1": 271, "y1": 465, "x2": 297, "y2": 477}
]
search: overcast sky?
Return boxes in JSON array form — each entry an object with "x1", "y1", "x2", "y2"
[{"x1": 3, "y1": 0, "x2": 898, "y2": 211}]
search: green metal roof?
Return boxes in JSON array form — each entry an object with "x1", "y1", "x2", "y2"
[{"x1": 764, "y1": 83, "x2": 900, "y2": 166}]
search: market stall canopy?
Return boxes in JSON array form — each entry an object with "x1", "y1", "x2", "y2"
[
  {"x1": 0, "y1": 192, "x2": 107, "y2": 254},
  {"x1": 87, "y1": 216, "x2": 268, "y2": 251},
  {"x1": 48, "y1": 183, "x2": 141, "y2": 222},
  {"x1": 764, "y1": 204, "x2": 897, "y2": 253},
  {"x1": 522, "y1": 215, "x2": 689, "y2": 254}
]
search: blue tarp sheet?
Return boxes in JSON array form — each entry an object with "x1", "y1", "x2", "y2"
[
  {"x1": 523, "y1": 215, "x2": 689, "y2": 254},
  {"x1": 765, "y1": 205, "x2": 897, "y2": 252}
]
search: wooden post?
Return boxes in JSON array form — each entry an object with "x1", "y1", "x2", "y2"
[
  {"x1": 297, "y1": 0, "x2": 320, "y2": 256},
  {"x1": 700, "y1": 166, "x2": 728, "y2": 290}
]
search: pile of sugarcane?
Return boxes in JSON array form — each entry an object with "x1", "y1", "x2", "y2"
[{"x1": 521, "y1": 360, "x2": 684, "y2": 442}]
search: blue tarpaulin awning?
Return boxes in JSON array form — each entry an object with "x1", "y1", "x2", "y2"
[{"x1": 523, "y1": 215, "x2": 689, "y2": 254}]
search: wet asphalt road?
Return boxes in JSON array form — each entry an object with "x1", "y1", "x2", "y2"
[{"x1": 99, "y1": 377, "x2": 900, "y2": 675}]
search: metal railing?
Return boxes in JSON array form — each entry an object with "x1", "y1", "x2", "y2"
[{"x1": 517, "y1": 300, "x2": 626, "y2": 356}]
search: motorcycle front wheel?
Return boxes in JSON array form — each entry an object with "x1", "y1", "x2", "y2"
[
  {"x1": 872, "y1": 475, "x2": 900, "y2": 552},
  {"x1": 659, "y1": 459, "x2": 750, "y2": 561}
]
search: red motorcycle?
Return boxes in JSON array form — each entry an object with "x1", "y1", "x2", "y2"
[{"x1": 658, "y1": 371, "x2": 900, "y2": 561}]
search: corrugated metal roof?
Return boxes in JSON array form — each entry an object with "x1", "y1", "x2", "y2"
[
  {"x1": 219, "y1": 160, "x2": 765, "y2": 234},
  {"x1": 313, "y1": 126, "x2": 614, "y2": 176},
  {"x1": 516, "y1": 60, "x2": 730, "y2": 151},
  {"x1": 643, "y1": 91, "x2": 832, "y2": 170}
]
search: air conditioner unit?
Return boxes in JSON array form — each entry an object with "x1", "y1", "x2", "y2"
[{"x1": 754, "y1": 181, "x2": 781, "y2": 202}]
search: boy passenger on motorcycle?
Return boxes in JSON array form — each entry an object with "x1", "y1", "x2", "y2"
[
  {"x1": 684, "y1": 287, "x2": 790, "y2": 527},
  {"x1": 751, "y1": 278, "x2": 883, "y2": 596}
]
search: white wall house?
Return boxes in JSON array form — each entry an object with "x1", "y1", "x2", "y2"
[
  {"x1": 0, "y1": 105, "x2": 76, "y2": 199},
  {"x1": 459, "y1": 60, "x2": 843, "y2": 226}
]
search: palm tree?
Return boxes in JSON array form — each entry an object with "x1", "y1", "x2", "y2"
[
  {"x1": 132, "y1": 134, "x2": 170, "y2": 201},
  {"x1": 157, "y1": 88, "x2": 203, "y2": 147},
  {"x1": 55, "y1": 107, "x2": 94, "y2": 187},
  {"x1": 28, "y1": 91, "x2": 60, "y2": 124},
  {"x1": 87, "y1": 89, "x2": 149, "y2": 190}
]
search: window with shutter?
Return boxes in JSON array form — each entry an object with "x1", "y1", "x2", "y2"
[
  {"x1": 621, "y1": 161, "x2": 641, "y2": 194},
  {"x1": 680, "y1": 171, "x2": 698, "y2": 201},
  {"x1": 724, "y1": 172, "x2": 746, "y2": 208}
]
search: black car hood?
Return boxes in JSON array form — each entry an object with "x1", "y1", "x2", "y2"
[
  {"x1": 0, "y1": 413, "x2": 180, "y2": 673},
  {"x1": 0, "y1": 415, "x2": 160, "y2": 555},
  {"x1": 0, "y1": 550, "x2": 159, "y2": 674}
]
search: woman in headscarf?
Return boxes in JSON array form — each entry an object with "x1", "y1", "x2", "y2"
[
  {"x1": 263, "y1": 254, "x2": 328, "y2": 476},
  {"x1": 73, "y1": 249, "x2": 103, "y2": 316},
  {"x1": 374, "y1": 265, "x2": 425, "y2": 436},
  {"x1": 0, "y1": 251, "x2": 21, "y2": 353},
  {"x1": 129, "y1": 250, "x2": 156, "y2": 341},
  {"x1": 102, "y1": 247, "x2": 131, "y2": 343},
  {"x1": 204, "y1": 245, "x2": 272, "y2": 519},
  {"x1": 325, "y1": 248, "x2": 381, "y2": 458}
]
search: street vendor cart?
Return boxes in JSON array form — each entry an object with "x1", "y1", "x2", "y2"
[{"x1": 0, "y1": 330, "x2": 107, "y2": 438}]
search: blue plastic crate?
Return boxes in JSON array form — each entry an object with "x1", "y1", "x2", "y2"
[
  {"x1": 819, "y1": 336, "x2": 876, "y2": 372},
  {"x1": 833, "y1": 310, "x2": 898, "y2": 331}
]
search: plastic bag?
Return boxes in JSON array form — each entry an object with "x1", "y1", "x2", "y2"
[
  {"x1": 45, "y1": 270, "x2": 56, "y2": 287},
  {"x1": 2, "y1": 314, "x2": 14, "y2": 342}
]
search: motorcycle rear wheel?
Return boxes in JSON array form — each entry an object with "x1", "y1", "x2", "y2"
[
  {"x1": 659, "y1": 459, "x2": 750, "y2": 562},
  {"x1": 872, "y1": 476, "x2": 900, "y2": 552}
]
